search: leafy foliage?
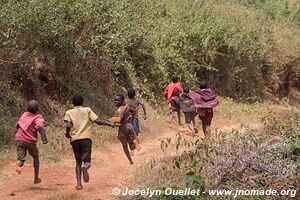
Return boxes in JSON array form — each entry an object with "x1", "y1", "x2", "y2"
[{"x1": 0, "y1": 0, "x2": 299, "y2": 145}]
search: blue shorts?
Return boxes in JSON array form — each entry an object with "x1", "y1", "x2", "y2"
[{"x1": 131, "y1": 117, "x2": 140, "y2": 136}]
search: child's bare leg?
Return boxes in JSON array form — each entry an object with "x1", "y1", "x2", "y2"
[
  {"x1": 121, "y1": 139, "x2": 133, "y2": 164},
  {"x1": 192, "y1": 115, "x2": 198, "y2": 134},
  {"x1": 16, "y1": 142, "x2": 26, "y2": 174},
  {"x1": 81, "y1": 140, "x2": 91, "y2": 183},
  {"x1": 202, "y1": 124, "x2": 205, "y2": 136},
  {"x1": 84, "y1": 162, "x2": 90, "y2": 169},
  {"x1": 123, "y1": 145, "x2": 134, "y2": 164},
  {"x1": 177, "y1": 111, "x2": 182, "y2": 126},
  {"x1": 33, "y1": 156, "x2": 42, "y2": 184},
  {"x1": 131, "y1": 133, "x2": 140, "y2": 156},
  {"x1": 205, "y1": 125, "x2": 211, "y2": 138},
  {"x1": 18, "y1": 160, "x2": 25, "y2": 167},
  {"x1": 75, "y1": 162, "x2": 83, "y2": 189},
  {"x1": 136, "y1": 136, "x2": 141, "y2": 144},
  {"x1": 82, "y1": 162, "x2": 90, "y2": 183},
  {"x1": 186, "y1": 122, "x2": 195, "y2": 135},
  {"x1": 16, "y1": 160, "x2": 24, "y2": 174},
  {"x1": 203, "y1": 124, "x2": 211, "y2": 138},
  {"x1": 168, "y1": 111, "x2": 175, "y2": 127}
]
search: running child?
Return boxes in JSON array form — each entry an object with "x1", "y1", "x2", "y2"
[
  {"x1": 163, "y1": 75, "x2": 183, "y2": 128},
  {"x1": 176, "y1": 87, "x2": 198, "y2": 136},
  {"x1": 108, "y1": 93, "x2": 140, "y2": 165},
  {"x1": 125, "y1": 88, "x2": 147, "y2": 154},
  {"x1": 64, "y1": 94, "x2": 114, "y2": 190},
  {"x1": 189, "y1": 81, "x2": 221, "y2": 137},
  {"x1": 15, "y1": 100, "x2": 48, "y2": 184}
]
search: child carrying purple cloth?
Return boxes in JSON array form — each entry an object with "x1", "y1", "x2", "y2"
[{"x1": 189, "y1": 81, "x2": 221, "y2": 137}]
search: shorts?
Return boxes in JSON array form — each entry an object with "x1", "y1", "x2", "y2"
[
  {"x1": 169, "y1": 99, "x2": 181, "y2": 112},
  {"x1": 16, "y1": 140, "x2": 39, "y2": 161},
  {"x1": 118, "y1": 123, "x2": 136, "y2": 150},
  {"x1": 71, "y1": 139, "x2": 92, "y2": 163},
  {"x1": 131, "y1": 117, "x2": 140, "y2": 136},
  {"x1": 199, "y1": 110, "x2": 213, "y2": 126},
  {"x1": 184, "y1": 111, "x2": 196, "y2": 123}
]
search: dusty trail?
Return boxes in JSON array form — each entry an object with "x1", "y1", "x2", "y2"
[
  {"x1": 0, "y1": 122, "x2": 259, "y2": 200},
  {"x1": 0, "y1": 126, "x2": 177, "y2": 200}
]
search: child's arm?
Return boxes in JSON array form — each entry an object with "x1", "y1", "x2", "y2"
[
  {"x1": 34, "y1": 116, "x2": 48, "y2": 144},
  {"x1": 108, "y1": 107, "x2": 124, "y2": 126},
  {"x1": 37, "y1": 127, "x2": 48, "y2": 144},
  {"x1": 139, "y1": 100, "x2": 147, "y2": 120},
  {"x1": 108, "y1": 116, "x2": 121, "y2": 126},
  {"x1": 164, "y1": 86, "x2": 169, "y2": 99},
  {"x1": 65, "y1": 121, "x2": 72, "y2": 138},
  {"x1": 94, "y1": 118, "x2": 115, "y2": 127}
]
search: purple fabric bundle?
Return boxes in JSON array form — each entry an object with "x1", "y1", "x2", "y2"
[{"x1": 188, "y1": 89, "x2": 221, "y2": 109}]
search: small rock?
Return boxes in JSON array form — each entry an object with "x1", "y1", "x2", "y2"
[{"x1": 9, "y1": 192, "x2": 16, "y2": 196}]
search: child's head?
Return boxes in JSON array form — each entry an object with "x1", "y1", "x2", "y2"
[
  {"x1": 183, "y1": 86, "x2": 190, "y2": 94},
  {"x1": 171, "y1": 75, "x2": 179, "y2": 83},
  {"x1": 27, "y1": 100, "x2": 39, "y2": 114},
  {"x1": 115, "y1": 93, "x2": 125, "y2": 107},
  {"x1": 200, "y1": 81, "x2": 208, "y2": 89},
  {"x1": 72, "y1": 94, "x2": 83, "y2": 106},
  {"x1": 127, "y1": 88, "x2": 136, "y2": 99}
]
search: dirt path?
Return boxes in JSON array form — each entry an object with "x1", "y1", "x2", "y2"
[{"x1": 0, "y1": 122, "x2": 260, "y2": 200}]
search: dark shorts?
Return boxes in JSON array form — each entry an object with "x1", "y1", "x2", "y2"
[
  {"x1": 71, "y1": 139, "x2": 92, "y2": 163},
  {"x1": 118, "y1": 123, "x2": 136, "y2": 150},
  {"x1": 169, "y1": 99, "x2": 181, "y2": 112},
  {"x1": 131, "y1": 117, "x2": 140, "y2": 136},
  {"x1": 199, "y1": 110, "x2": 213, "y2": 126},
  {"x1": 184, "y1": 111, "x2": 196, "y2": 123},
  {"x1": 16, "y1": 140, "x2": 39, "y2": 161}
]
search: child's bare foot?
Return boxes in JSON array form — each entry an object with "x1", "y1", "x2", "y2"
[
  {"x1": 82, "y1": 165, "x2": 89, "y2": 183},
  {"x1": 34, "y1": 178, "x2": 42, "y2": 184},
  {"x1": 133, "y1": 140, "x2": 141, "y2": 151},
  {"x1": 75, "y1": 185, "x2": 83, "y2": 190},
  {"x1": 15, "y1": 161, "x2": 23, "y2": 174}
]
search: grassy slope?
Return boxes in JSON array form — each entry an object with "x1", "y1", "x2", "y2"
[{"x1": 122, "y1": 100, "x2": 300, "y2": 200}]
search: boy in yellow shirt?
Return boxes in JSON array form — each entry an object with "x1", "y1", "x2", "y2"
[{"x1": 64, "y1": 94, "x2": 114, "y2": 190}]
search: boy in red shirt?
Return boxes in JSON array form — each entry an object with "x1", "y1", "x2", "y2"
[
  {"x1": 164, "y1": 75, "x2": 183, "y2": 127},
  {"x1": 15, "y1": 100, "x2": 48, "y2": 184}
]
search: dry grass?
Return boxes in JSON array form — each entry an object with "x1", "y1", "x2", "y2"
[{"x1": 124, "y1": 99, "x2": 300, "y2": 200}]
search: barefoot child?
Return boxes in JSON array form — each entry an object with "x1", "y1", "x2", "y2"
[
  {"x1": 125, "y1": 88, "x2": 147, "y2": 154},
  {"x1": 64, "y1": 94, "x2": 114, "y2": 190},
  {"x1": 108, "y1": 93, "x2": 140, "y2": 164},
  {"x1": 177, "y1": 87, "x2": 198, "y2": 136},
  {"x1": 189, "y1": 81, "x2": 221, "y2": 137},
  {"x1": 164, "y1": 75, "x2": 183, "y2": 127},
  {"x1": 15, "y1": 100, "x2": 48, "y2": 184}
]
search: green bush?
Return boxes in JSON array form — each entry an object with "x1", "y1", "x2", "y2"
[
  {"x1": 288, "y1": 130, "x2": 300, "y2": 157},
  {"x1": 0, "y1": 82, "x2": 23, "y2": 144},
  {"x1": 0, "y1": 0, "x2": 299, "y2": 145}
]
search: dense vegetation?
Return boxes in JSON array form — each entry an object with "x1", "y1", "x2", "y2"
[{"x1": 0, "y1": 0, "x2": 299, "y2": 144}]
